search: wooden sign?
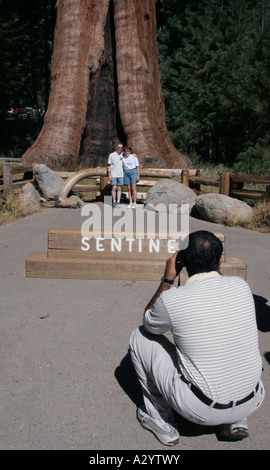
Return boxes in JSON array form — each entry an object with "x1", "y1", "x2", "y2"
[{"x1": 26, "y1": 229, "x2": 246, "y2": 281}]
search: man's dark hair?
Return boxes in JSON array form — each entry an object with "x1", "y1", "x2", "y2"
[{"x1": 181, "y1": 231, "x2": 223, "y2": 277}]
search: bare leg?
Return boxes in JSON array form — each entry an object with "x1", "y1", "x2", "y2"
[
  {"x1": 117, "y1": 185, "x2": 122, "y2": 202},
  {"x1": 127, "y1": 184, "x2": 132, "y2": 203},
  {"x1": 131, "y1": 183, "x2": 137, "y2": 203},
  {"x1": 111, "y1": 185, "x2": 117, "y2": 202}
]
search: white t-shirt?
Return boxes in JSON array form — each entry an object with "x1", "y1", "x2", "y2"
[
  {"x1": 144, "y1": 272, "x2": 262, "y2": 403},
  {"x1": 123, "y1": 154, "x2": 139, "y2": 170},
  {"x1": 108, "y1": 151, "x2": 124, "y2": 177}
]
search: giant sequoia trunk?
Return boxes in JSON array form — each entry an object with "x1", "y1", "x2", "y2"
[{"x1": 21, "y1": 0, "x2": 191, "y2": 169}]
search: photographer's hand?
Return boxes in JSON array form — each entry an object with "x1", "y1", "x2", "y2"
[
  {"x1": 143, "y1": 251, "x2": 179, "y2": 316},
  {"x1": 164, "y1": 251, "x2": 179, "y2": 281}
]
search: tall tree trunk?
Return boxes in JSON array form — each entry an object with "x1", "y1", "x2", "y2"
[{"x1": 21, "y1": 0, "x2": 191, "y2": 169}]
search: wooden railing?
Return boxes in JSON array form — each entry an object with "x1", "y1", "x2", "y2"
[
  {"x1": 179, "y1": 169, "x2": 270, "y2": 201},
  {"x1": 219, "y1": 171, "x2": 270, "y2": 200},
  {"x1": 1, "y1": 164, "x2": 269, "y2": 202},
  {"x1": 0, "y1": 164, "x2": 34, "y2": 197}
]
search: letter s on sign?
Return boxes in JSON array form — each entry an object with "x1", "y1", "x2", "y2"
[{"x1": 81, "y1": 237, "x2": 90, "y2": 251}]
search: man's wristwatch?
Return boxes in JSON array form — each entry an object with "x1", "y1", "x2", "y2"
[{"x1": 160, "y1": 277, "x2": 174, "y2": 285}]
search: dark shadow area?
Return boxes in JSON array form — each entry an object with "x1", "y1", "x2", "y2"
[
  {"x1": 79, "y1": 0, "x2": 126, "y2": 167},
  {"x1": 175, "y1": 414, "x2": 215, "y2": 438},
  {"x1": 114, "y1": 350, "x2": 144, "y2": 408},
  {"x1": 0, "y1": 116, "x2": 44, "y2": 155},
  {"x1": 115, "y1": 350, "x2": 216, "y2": 439},
  {"x1": 264, "y1": 352, "x2": 270, "y2": 365},
  {"x1": 254, "y1": 295, "x2": 270, "y2": 332}
]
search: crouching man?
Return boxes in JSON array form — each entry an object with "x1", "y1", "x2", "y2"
[{"x1": 129, "y1": 230, "x2": 265, "y2": 446}]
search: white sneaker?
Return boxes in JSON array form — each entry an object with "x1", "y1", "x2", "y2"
[
  {"x1": 137, "y1": 406, "x2": 179, "y2": 446},
  {"x1": 217, "y1": 418, "x2": 249, "y2": 441},
  {"x1": 127, "y1": 203, "x2": 133, "y2": 209},
  {"x1": 132, "y1": 203, "x2": 137, "y2": 209}
]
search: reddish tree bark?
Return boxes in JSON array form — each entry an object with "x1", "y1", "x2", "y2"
[{"x1": 21, "y1": 0, "x2": 192, "y2": 169}]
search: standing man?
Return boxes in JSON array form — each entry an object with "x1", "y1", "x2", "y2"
[
  {"x1": 107, "y1": 143, "x2": 124, "y2": 207},
  {"x1": 129, "y1": 230, "x2": 265, "y2": 446}
]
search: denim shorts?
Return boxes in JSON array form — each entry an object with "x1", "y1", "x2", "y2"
[
  {"x1": 111, "y1": 177, "x2": 124, "y2": 186},
  {"x1": 124, "y1": 168, "x2": 137, "y2": 185}
]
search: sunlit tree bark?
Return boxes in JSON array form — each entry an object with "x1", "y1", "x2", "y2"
[{"x1": 21, "y1": 0, "x2": 191, "y2": 169}]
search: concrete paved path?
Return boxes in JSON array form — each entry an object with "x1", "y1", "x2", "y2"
[{"x1": 0, "y1": 205, "x2": 269, "y2": 451}]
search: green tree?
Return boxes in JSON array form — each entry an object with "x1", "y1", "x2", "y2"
[
  {"x1": 0, "y1": 0, "x2": 55, "y2": 111},
  {"x1": 156, "y1": 0, "x2": 270, "y2": 167},
  {"x1": 0, "y1": 0, "x2": 55, "y2": 155}
]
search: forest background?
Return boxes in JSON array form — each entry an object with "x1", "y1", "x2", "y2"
[{"x1": 0, "y1": 0, "x2": 270, "y2": 175}]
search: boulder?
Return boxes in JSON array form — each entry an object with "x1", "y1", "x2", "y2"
[
  {"x1": 195, "y1": 193, "x2": 253, "y2": 224},
  {"x1": 19, "y1": 182, "x2": 41, "y2": 210},
  {"x1": 33, "y1": 164, "x2": 64, "y2": 198},
  {"x1": 144, "y1": 178, "x2": 196, "y2": 214}
]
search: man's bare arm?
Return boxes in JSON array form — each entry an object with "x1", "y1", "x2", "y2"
[{"x1": 144, "y1": 251, "x2": 179, "y2": 314}]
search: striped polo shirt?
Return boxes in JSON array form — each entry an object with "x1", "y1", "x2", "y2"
[{"x1": 144, "y1": 272, "x2": 262, "y2": 403}]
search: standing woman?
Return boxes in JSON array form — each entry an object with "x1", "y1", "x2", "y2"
[{"x1": 123, "y1": 147, "x2": 140, "y2": 208}]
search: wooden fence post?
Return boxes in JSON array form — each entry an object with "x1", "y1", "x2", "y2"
[
  {"x1": 3, "y1": 165, "x2": 13, "y2": 197},
  {"x1": 195, "y1": 169, "x2": 203, "y2": 192},
  {"x1": 266, "y1": 185, "x2": 270, "y2": 201},
  {"x1": 182, "y1": 169, "x2": 189, "y2": 186},
  {"x1": 219, "y1": 172, "x2": 230, "y2": 196},
  {"x1": 100, "y1": 175, "x2": 110, "y2": 199}
]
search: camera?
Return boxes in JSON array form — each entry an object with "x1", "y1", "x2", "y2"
[{"x1": 175, "y1": 251, "x2": 183, "y2": 275}]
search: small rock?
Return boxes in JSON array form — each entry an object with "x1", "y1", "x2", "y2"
[{"x1": 19, "y1": 182, "x2": 41, "y2": 210}]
